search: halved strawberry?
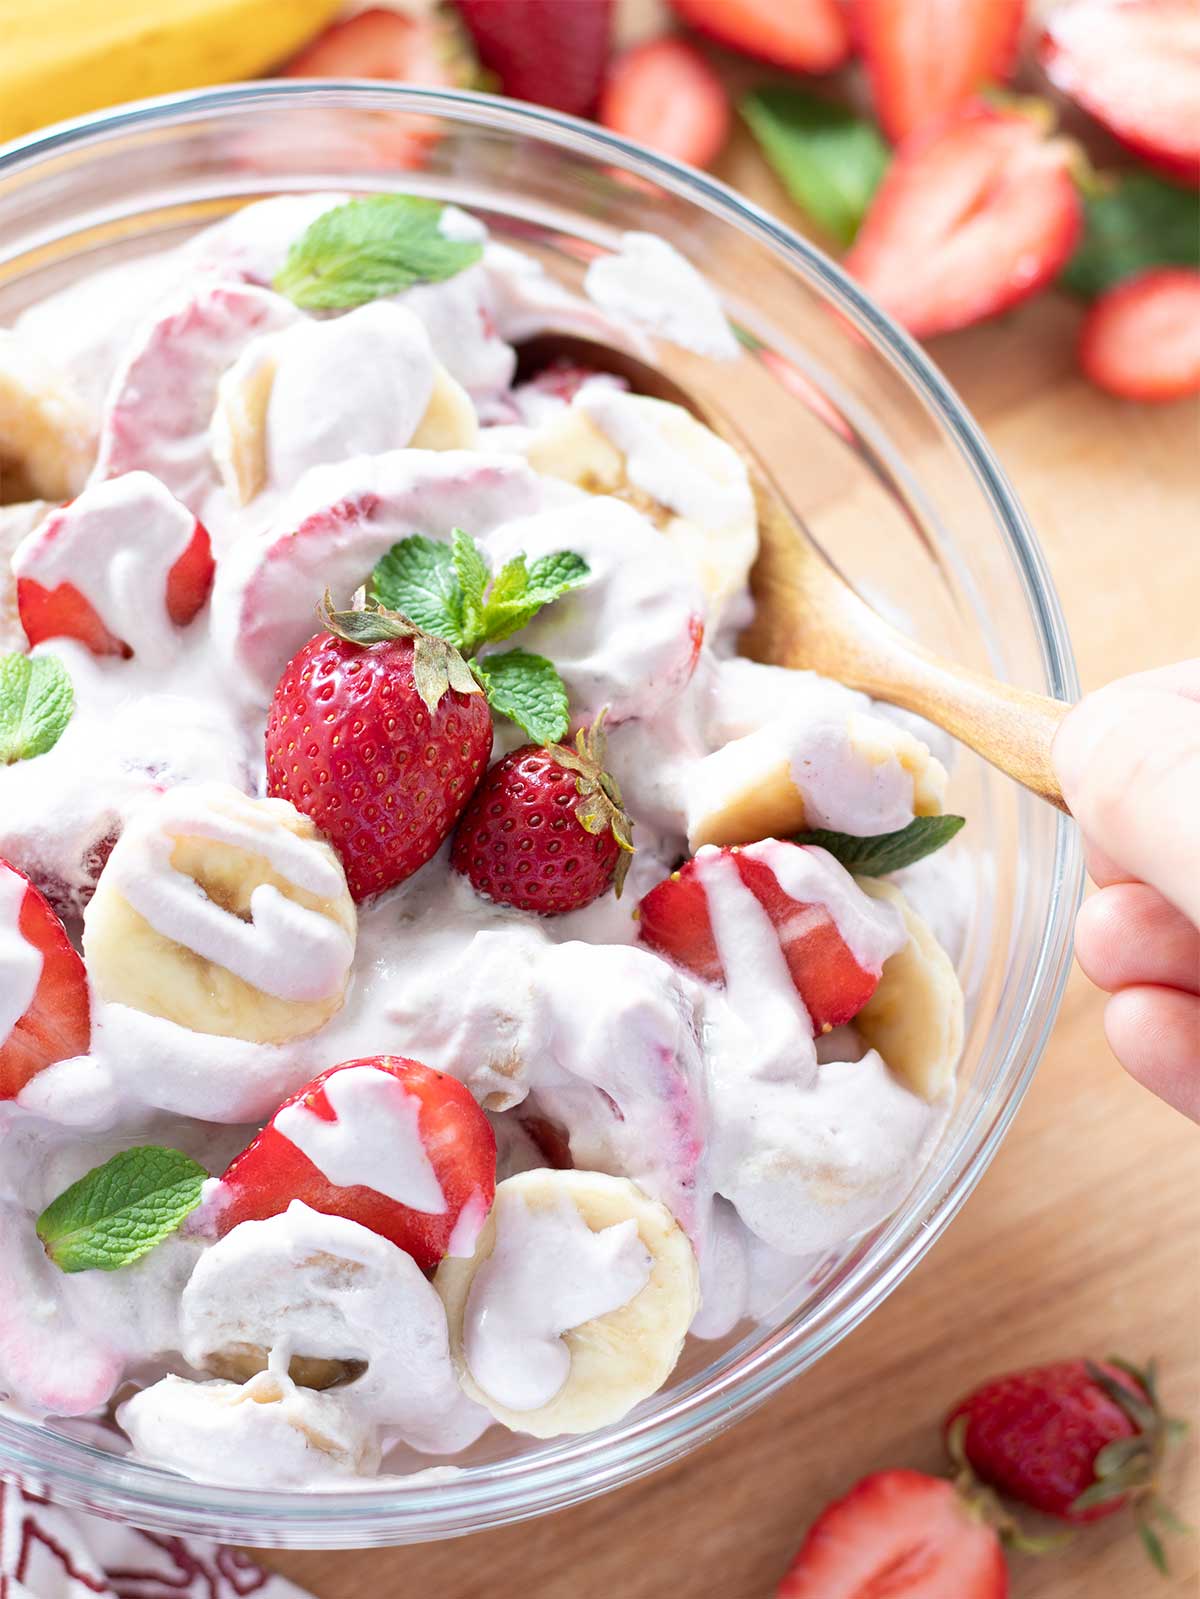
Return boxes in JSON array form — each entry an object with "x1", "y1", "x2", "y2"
[
  {"x1": 777, "y1": 1470, "x2": 1008, "y2": 1598},
  {"x1": 1079, "y1": 268, "x2": 1200, "y2": 402},
  {"x1": 600, "y1": 37, "x2": 731, "y2": 169},
  {"x1": 637, "y1": 843, "x2": 886, "y2": 1030},
  {"x1": 845, "y1": 103, "x2": 1082, "y2": 338},
  {"x1": 1040, "y1": 0, "x2": 1200, "y2": 185},
  {"x1": 670, "y1": 0, "x2": 850, "y2": 73},
  {"x1": 217, "y1": 1057, "x2": 496, "y2": 1272},
  {"x1": 0, "y1": 858, "x2": 91, "y2": 1100},
  {"x1": 456, "y1": 0, "x2": 613, "y2": 117},
  {"x1": 856, "y1": 0, "x2": 1027, "y2": 143}
]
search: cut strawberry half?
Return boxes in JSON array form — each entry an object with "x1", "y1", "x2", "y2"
[
  {"x1": 670, "y1": 0, "x2": 850, "y2": 73},
  {"x1": 845, "y1": 103, "x2": 1082, "y2": 339},
  {"x1": 777, "y1": 1470, "x2": 1008, "y2": 1598},
  {"x1": 1079, "y1": 268, "x2": 1200, "y2": 402},
  {"x1": 456, "y1": 0, "x2": 614, "y2": 117},
  {"x1": 0, "y1": 858, "x2": 90, "y2": 1100},
  {"x1": 600, "y1": 37, "x2": 731, "y2": 169},
  {"x1": 217, "y1": 1057, "x2": 497, "y2": 1272},
  {"x1": 1040, "y1": 0, "x2": 1200, "y2": 185},
  {"x1": 637, "y1": 843, "x2": 888, "y2": 1030},
  {"x1": 856, "y1": 0, "x2": 1027, "y2": 143}
]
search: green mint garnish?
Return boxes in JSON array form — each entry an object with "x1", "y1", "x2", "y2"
[
  {"x1": 37, "y1": 1146, "x2": 208, "y2": 1274},
  {"x1": 369, "y1": 529, "x2": 588, "y2": 741},
  {"x1": 741, "y1": 86, "x2": 889, "y2": 248},
  {"x1": 0, "y1": 652, "x2": 74, "y2": 765},
  {"x1": 1060, "y1": 173, "x2": 1200, "y2": 301},
  {"x1": 273, "y1": 194, "x2": 484, "y2": 312},
  {"x1": 793, "y1": 814, "x2": 965, "y2": 876}
]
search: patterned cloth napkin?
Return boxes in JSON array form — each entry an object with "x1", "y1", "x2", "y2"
[{"x1": 0, "y1": 1481, "x2": 312, "y2": 1599}]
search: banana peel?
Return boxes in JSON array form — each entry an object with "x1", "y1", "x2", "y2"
[{"x1": 0, "y1": 0, "x2": 344, "y2": 144}]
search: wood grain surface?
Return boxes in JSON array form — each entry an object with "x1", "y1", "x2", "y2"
[{"x1": 266, "y1": 80, "x2": 1200, "y2": 1599}]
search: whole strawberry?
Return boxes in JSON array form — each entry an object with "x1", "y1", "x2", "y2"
[
  {"x1": 266, "y1": 596, "x2": 492, "y2": 902},
  {"x1": 455, "y1": 0, "x2": 613, "y2": 117},
  {"x1": 452, "y1": 713, "x2": 633, "y2": 914},
  {"x1": 946, "y1": 1357, "x2": 1188, "y2": 1570}
]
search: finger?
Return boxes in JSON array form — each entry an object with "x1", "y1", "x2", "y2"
[
  {"x1": 1104, "y1": 986, "x2": 1200, "y2": 1125},
  {"x1": 1104, "y1": 658, "x2": 1200, "y2": 703},
  {"x1": 1083, "y1": 841, "x2": 1135, "y2": 889},
  {"x1": 1054, "y1": 685, "x2": 1200, "y2": 927},
  {"x1": 1075, "y1": 883, "x2": 1200, "y2": 994}
]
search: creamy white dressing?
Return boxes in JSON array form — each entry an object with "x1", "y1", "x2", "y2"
[
  {"x1": 584, "y1": 232, "x2": 740, "y2": 361},
  {"x1": 274, "y1": 1066, "x2": 446, "y2": 1213},
  {"x1": 464, "y1": 1187, "x2": 652, "y2": 1412},
  {"x1": 0, "y1": 864, "x2": 40, "y2": 1047}
]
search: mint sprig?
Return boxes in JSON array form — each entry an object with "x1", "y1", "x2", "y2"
[
  {"x1": 1060, "y1": 173, "x2": 1200, "y2": 301},
  {"x1": 741, "y1": 86, "x2": 889, "y2": 248},
  {"x1": 369, "y1": 530, "x2": 588, "y2": 742},
  {"x1": 273, "y1": 194, "x2": 484, "y2": 312},
  {"x1": 0, "y1": 652, "x2": 73, "y2": 765},
  {"x1": 793, "y1": 814, "x2": 965, "y2": 876},
  {"x1": 37, "y1": 1146, "x2": 208, "y2": 1273}
]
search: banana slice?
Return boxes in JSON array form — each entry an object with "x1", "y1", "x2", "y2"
[
  {"x1": 436, "y1": 1169, "x2": 699, "y2": 1438},
  {"x1": 118, "y1": 1370, "x2": 378, "y2": 1487},
  {"x1": 687, "y1": 709, "x2": 949, "y2": 851},
  {"x1": 409, "y1": 364, "x2": 479, "y2": 452},
  {"x1": 521, "y1": 388, "x2": 757, "y2": 626},
  {"x1": 855, "y1": 878, "x2": 964, "y2": 1102},
  {"x1": 211, "y1": 337, "x2": 280, "y2": 505},
  {"x1": 0, "y1": 499, "x2": 49, "y2": 650},
  {"x1": 83, "y1": 783, "x2": 356, "y2": 1044},
  {"x1": 0, "y1": 330, "x2": 94, "y2": 501}
]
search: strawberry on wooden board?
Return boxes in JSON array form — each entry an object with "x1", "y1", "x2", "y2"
[
  {"x1": 0, "y1": 857, "x2": 90, "y2": 1100},
  {"x1": 776, "y1": 1469, "x2": 1008, "y2": 1598},
  {"x1": 637, "y1": 842, "x2": 886, "y2": 1030},
  {"x1": 946, "y1": 1357, "x2": 1189, "y2": 1570},
  {"x1": 670, "y1": 0, "x2": 850, "y2": 74},
  {"x1": 844, "y1": 102, "x2": 1082, "y2": 339},
  {"x1": 1040, "y1": 0, "x2": 1200, "y2": 185},
  {"x1": 1079, "y1": 267, "x2": 1200, "y2": 402},
  {"x1": 856, "y1": 0, "x2": 1027, "y2": 144},
  {"x1": 265, "y1": 596, "x2": 493, "y2": 902},
  {"x1": 452, "y1": 714, "x2": 634, "y2": 915},
  {"x1": 217, "y1": 1057, "x2": 497, "y2": 1272},
  {"x1": 600, "y1": 37, "x2": 730, "y2": 170},
  {"x1": 454, "y1": 0, "x2": 613, "y2": 116}
]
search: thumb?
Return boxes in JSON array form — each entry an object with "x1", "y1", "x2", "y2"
[{"x1": 1054, "y1": 681, "x2": 1200, "y2": 929}]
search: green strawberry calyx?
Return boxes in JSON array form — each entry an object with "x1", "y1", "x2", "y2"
[
  {"x1": 545, "y1": 709, "x2": 636, "y2": 897},
  {"x1": 318, "y1": 592, "x2": 481, "y2": 717}
]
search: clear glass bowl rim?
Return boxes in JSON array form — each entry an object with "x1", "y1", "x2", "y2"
[{"x1": 0, "y1": 82, "x2": 1083, "y2": 1546}]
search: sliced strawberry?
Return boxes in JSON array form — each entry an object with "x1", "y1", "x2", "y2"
[
  {"x1": 15, "y1": 578, "x2": 127, "y2": 658},
  {"x1": 1079, "y1": 268, "x2": 1200, "y2": 402},
  {"x1": 1040, "y1": 0, "x2": 1200, "y2": 185},
  {"x1": 0, "y1": 858, "x2": 90, "y2": 1100},
  {"x1": 165, "y1": 519, "x2": 216, "y2": 627},
  {"x1": 777, "y1": 1470, "x2": 1008, "y2": 1598},
  {"x1": 217, "y1": 1057, "x2": 496, "y2": 1272},
  {"x1": 600, "y1": 37, "x2": 731, "y2": 169},
  {"x1": 670, "y1": 0, "x2": 851, "y2": 73},
  {"x1": 637, "y1": 843, "x2": 886, "y2": 1030},
  {"x1": 455, "y1": 0, "x2": 613, "y2": 117},
  {"x1": 845, "y1": 103, "x2": 1082, "y2": 338},
  {"x1": 856, "y1": 0, "x2": 1027, "y2": 143}
]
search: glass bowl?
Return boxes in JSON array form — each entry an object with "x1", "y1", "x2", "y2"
[{"x1": 0, "y1": 84, "x2": 1082, "y2": 1548}]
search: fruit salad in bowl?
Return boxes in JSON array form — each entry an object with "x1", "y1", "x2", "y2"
[{"x1": 0, "y1": 183, "x2": 977, "y2": 1493}]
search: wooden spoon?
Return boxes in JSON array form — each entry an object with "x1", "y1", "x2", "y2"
[{"x1": 518, "y1": 334, "x2": 1072, "y2": 812}]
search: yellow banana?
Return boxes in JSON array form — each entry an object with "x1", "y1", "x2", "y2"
[{"x1": 0, "y1": 0, "x2": 343, "y2": 144}]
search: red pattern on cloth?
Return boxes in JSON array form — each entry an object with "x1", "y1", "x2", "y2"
[{"x1": 0, "y1": 1483, "x2": 312, "y2": 1599}]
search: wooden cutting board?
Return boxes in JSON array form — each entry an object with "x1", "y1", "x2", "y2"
[{"x1": 266, "y1": 81, "x2": 1200, "y2": 1599}]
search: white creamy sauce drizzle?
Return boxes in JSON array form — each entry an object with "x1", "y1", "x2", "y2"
[
  {"x1": 584, "y1": 232, "x2": 740, "y2": 361},
  {"x1": 274, "y1": 1067, "x2": 447, "y2": 1213},
  {"x1": 464, "y1": 1189, "x2": 652, "y2": 1411},
  {"x1": 0, "y1": 865, "x2": 40, "y2": 1047}
]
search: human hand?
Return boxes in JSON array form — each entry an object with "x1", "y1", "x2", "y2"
[{"x1": 1054, "y1": 663, "x2": 1200, "y2": 1122}]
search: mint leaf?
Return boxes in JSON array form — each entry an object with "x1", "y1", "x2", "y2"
[
  {"x1": 369, "y1": 535, "x2": 464, "y2": 645},
  {"x1": 476, "y1": 548, "x2": 591, "y2": 646},
  {"x1": 1061, "y1": 173, "x2": 1200, "y2": 300},
  {"x1": 451, "y1": 527, "x2": 491, "y2": 645},
  {"x1": 37, "y1": 1146, "x2": 207, "y2": 1273},
  {"x1": 741, "y1": 86, "x2": 889, "y2": 248},
  {"x1": 473, "y1": 650, "x2": 570, "y2": 743},
  {"x1": 525, "y1": 549, "x2": 590, "y2": 606},
  {"x1": 0, "y1": 652, "x2": 73, "y2": 765},
  {"x1": 793, "y1": 815, "x2": 965, "y2": 876},
  {"x1": 273, "y1": 194, "x2": 484, "y2": 311}
]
